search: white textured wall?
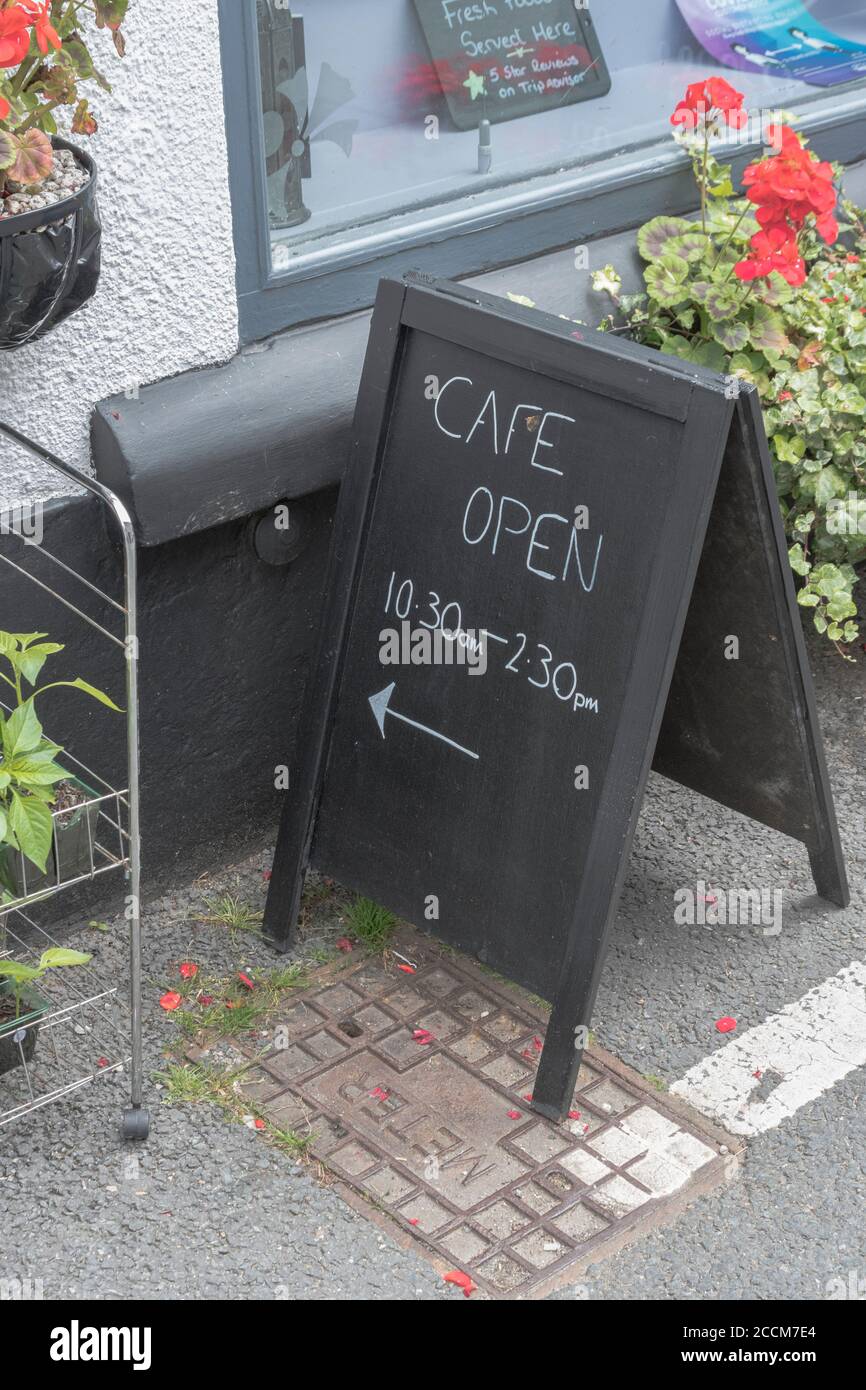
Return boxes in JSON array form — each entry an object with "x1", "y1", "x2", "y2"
[{"x1": 0, "y1": 0, "x2": 238, "y2": 500}]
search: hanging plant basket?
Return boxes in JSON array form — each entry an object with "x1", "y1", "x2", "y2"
[{"x1": 0, "y1": 137, "x2": 101, "y2": 352}]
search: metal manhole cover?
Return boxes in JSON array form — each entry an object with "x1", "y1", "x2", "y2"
[{"x1": 191, "y1": 930, "x2": 738, "y2": 1299}]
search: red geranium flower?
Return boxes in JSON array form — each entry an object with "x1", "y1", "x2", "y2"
[
  {"x1": 743, "y1": 126, "x2": 837, "y2": 243},
  {"x1": 0, "y1": 93, "x2": 9, "y2": 120},
  {"x1": 735, "y1": 225, "x2": 807, "y2": 287},
  {"x1": 671, "y1": 77, "x2": 747, "y2": 131},
  {"x1": 21, "y1": 1, "x2": 59, "y2": 55},
  {"x1": 179, "y1": 961, "x2": 198, "y2": 980},
  {"x1": 0, "y1": 5, "x2": 32, "y2": 68}
]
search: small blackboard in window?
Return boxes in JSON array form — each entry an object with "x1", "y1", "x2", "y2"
[
  {"x1": 264, "y1": 275, "x2": 848, "y2": 1121},
  {"x1": 410, "y1": 0, "x2": 610, "y2": 129}
]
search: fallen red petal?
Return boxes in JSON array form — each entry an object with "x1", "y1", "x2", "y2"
[
  {"x1": 370, "y1": 1086, "x2": 390, "y2": 1102},
  {"x1": 159, "y1": 991, "x2": 182, "y2": 1012},
  {"x1": 396, "y1": 963, "x2": 416, "y2": 974},
  {"x1": 197, "y1": 994, "x2": 214, "y2": 1007},
  {"x1": 96, "y1": 1057, "x2": 109, "y2": 1069},
  {"x1": 568, "y1": 1110, "x2": 581, "y2": 1120},
  {"x1": 409, "y1": 1218, "x2": 419, "y2": 1226},
  {"x1": 237, "y1": 972, "x2": 255, "y2": 990},
  {"x1": 413, "y1": 1029, "x2": 435, "y2": 1045},
  {"x1": 444, "y1": 1270, "x2": 477, "y2": 1297},
  {"x1": 262, "y1": 869, "x2": 272, "y2": 881},
  {"x1": 507, "y1": 1109, "x2": 522, "y2": 1120},
  {"x1": 336, "y1": 937, "x2": 354, "y2": 953},
  {"x1": 753, "y1": 1068, "x2": 763, "y2": 1079},
  {"x1": 716, "y1": 1016, "x2": 737, "y2": 1034},
  {"x1": 523, "y1": 1093, "x2": 533, "y2": 1102},
  {"x1": 179, "y1": 961, "x2": 198, "y2": 979},
  {"x1": 254, "y1": 1118, "x2": 266, "y2": 1130},
  {"x1": 532, "y1": 1036, "x2": 543, "y2": 1051}
]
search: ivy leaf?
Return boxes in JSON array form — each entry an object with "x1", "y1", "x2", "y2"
[
  {"x1": 637, "y1": 216, "x2": 699, "y2": 263},
  {"x1": 788, "y1": 543, "x2": 810, "y2": 577},
  {"x1": 814, "y1": 464, "x2": 848, "y2": 509}
]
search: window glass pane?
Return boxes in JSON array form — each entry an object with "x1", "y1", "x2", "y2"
[{"x1": 256, "y1": 1, "x2": 866, "y2": 271}]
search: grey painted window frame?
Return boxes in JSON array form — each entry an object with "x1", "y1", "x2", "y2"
[{"x1": 219, "y1": 0, "x2": 866, "y2": 346}]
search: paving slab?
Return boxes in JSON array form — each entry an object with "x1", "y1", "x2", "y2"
[{"x1": 190, "y1": 928, "x2": 740, "y2": 1299}]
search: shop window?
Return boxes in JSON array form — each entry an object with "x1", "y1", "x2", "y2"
[{"x1": 220, "y1": 1, "x2": 866, "y2": 341}]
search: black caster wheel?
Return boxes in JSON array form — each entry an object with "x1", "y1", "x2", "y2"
[{"x1": 121, "y1": 1107, "x2": 150, "y2": 1140}]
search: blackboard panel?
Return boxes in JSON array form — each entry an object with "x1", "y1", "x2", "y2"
[
  {"x1": 411, "y1": 0, "x2": 610, "y2": 129},
  {"x1": 311, "y1": 320, "x2": 710, "y2": 1001},
  {"x1": 653, "y1": 392, "x2": 848, "y2": 899}
]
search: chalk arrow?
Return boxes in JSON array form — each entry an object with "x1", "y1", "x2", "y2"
[{"x1": 368, "y1": 683, "x2": 479, "y2": 761}]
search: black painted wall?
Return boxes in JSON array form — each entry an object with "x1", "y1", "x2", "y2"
[{"x1": 2, "y1": 488, "x2": 335, "y2": 896}]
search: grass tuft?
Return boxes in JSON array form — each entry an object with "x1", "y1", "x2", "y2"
[
  {"x1": 344, "y1": 896, "x2": 396, "y2": 951},
  {"x1": 194, "y1": 893, "x2": 264, "y2": 937}
]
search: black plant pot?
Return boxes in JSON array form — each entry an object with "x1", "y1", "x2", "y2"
[
  {"x1": 0, "y1": 980, "x2": 50, "y2": 1077},
  {"x1": 0, "y1": 137, "x2": 101, "y2": 351}
]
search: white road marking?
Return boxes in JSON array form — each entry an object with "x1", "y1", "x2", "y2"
[{"x1": 670, "y1": 962, "x2": 866, "y2": 1136}]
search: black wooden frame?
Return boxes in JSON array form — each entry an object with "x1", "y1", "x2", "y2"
[{"x1": 264, "y1": 273, "x2": 849, "y2": 1120}]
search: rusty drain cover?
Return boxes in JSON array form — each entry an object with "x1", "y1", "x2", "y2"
[{"x1": 190, "y1": 930, "x2": 738, "y2": 1299}]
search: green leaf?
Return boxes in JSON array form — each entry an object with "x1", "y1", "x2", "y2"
[
  {"x1": 0, "y1": 961, "x2": 41, "y2": 985},
  {"x1": 8, "y1": 791, "x2": 53, "y2": 873},
  {"x1": 788, "y1": 543, "x2": 810, "y2": 577},
  {"x1": 644, "y1": 253, "x2": 690, "y2": 308},
  {"x1": 758, "y1": 273, "x2": 793, "y2": 308},
  {"x1": 16, "y1": 642, "x2": 63, "y2": 687},
  {"x1": 665, "y1": 233, "x2": 709, "y2": 264},
  {"x1": 750, "y1": 304, "x2": 790, "y2": 354},
  {"x1": 814, "y1": 464, "x2": 848, "y2": 509},
  {"x1": 713, "y1": 319, "x2": 750, "y2": 352},
  {"x1": 6, "y1": 756, "x2": 67, "y2": 787},
  {"x1": 2, "y1": 700, "x2": 43, "y2": 759},
  {"x1": 37, "y1": 948, "x2": 92, "y2": 970},
  {"x1": 59, "y1": 678, "x2": 123, "y2": 712},
  {"x1": 637, "y1": 216, "x2": 700, "y2": 263},
  {"x1": 693, "y1": 282, "x2": 743, "y2": 322}
]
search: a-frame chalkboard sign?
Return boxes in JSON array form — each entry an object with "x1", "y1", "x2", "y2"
[{"x1": 264, "y1": 274, "x2": 849, "y2": 1121}]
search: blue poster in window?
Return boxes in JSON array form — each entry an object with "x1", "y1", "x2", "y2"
[{"x1": 675, "y1": 0, "x2": 866, "y2": 87}]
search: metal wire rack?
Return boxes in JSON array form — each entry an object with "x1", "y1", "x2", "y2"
[{"x1": 0, "y1": 422, "x2": 147, "y2": 1140}]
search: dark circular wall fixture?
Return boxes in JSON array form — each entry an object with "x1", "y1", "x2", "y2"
[{"x1": 250, "y1": 498, "x2": 314, "y2": 566}]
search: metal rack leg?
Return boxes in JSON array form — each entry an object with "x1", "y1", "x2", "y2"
[{"x1": 119, "y1": 519, "x2": 149, "y2": 1142}]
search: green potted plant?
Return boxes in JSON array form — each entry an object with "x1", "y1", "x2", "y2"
[
  {"x1": 0, "y1": 1, "x2": 131, "y2": 349},
  {"x1": 0, "y1": 944, "x2": 90, "y2": 1075},
  {"x1": 0, "y1": 630, "x2": 121, "y2": 899},
  {"x1": 588, "y1": 79, "x2": 865, "y2": 654}
]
